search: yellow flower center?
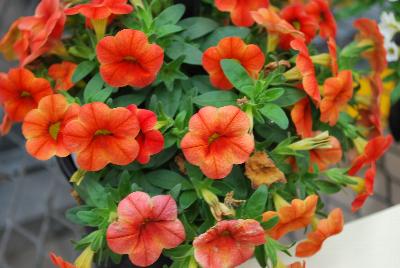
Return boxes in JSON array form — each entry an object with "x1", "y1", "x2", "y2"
[
  {"x1": 49, "y1": 122, "x2": 61, "y2": 140},
  {"x1": 208, "y1": 133, "x2": 220, "y2": 144},
  {"x1": 293, "y1": 21, "x2": 301, "y2": 30},
  {"x1": 95, "y1": 129, "x2": 112, "y2": 136},
  {"x1": 124, "y1": 56, "x2": 137, "y2": 63},
  {"x1": 20, "y1": 91, "x2": 31, "y2": 97}
]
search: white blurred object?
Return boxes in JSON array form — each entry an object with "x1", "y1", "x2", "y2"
[
  {"x1": 385, "y1": 40, "x2": 400, "y2": 62},
  {"x1": 379, "y1": 11, "x2": 400, "y2": 61}
]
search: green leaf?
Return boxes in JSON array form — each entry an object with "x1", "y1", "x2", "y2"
[
  {"x1": 166, "y1": 40, "x2": 203, "y2": 65},
  {"x1": 254, "y1": 246, "x2": 267, "y2": 268},
  {"x1": 156, "y1": 24, "x2": 184, "y2": 38},
  {"x1": 260, "y1": 103, "x2": 289, "y2": 129},
  {"x1": 83, "y1": 73, "x2": 105, "y2": 103},
  {"x1": 111, "y1": 91, "x2": 148, "y2": 107},
  {"x1": 154, "y1": 4, "x2": 185, "y2": 26},
  {"x1": 244, "y1": 185, "x2": 269, "y2": 219},
  {"x1": 315, "y1": 180, "x2": 341, "y2": 194},
  {"x1": 261, "y1": 215, "x2": 279, "y2": 230},
  {"x1": 391, "y1": 82, "x2": 400, "y2": 105},
  {"x1": 179, "y1": 190, "x2": 198, "y2": 210},
  {"x1": 164, "y1": 245, "x2": 193, "y2": 260},
  {"x1": 259, "y1": 88, "x2": 285, "y2": 103},
  {"x1": 192, "y1": 75, "x2": 215, "y2": 93},
  {"x1": 152, "y1": 86, "x2": 182, "y2": 116},
  {"x1": 76, "y1": 210, "x2": 103, "y2": 226},
  {"x1": 221, "y1": 59, "x2": 254, "y2": 97},
  {"x1": 78, "y1": 173, "x2": 108, "y2": 208},
  {"x1": 202, "y1": 26, "x2": 250, "y2": 50},
  {"x1": 193, "y1": 91, "x2": 238, "y2": 107},
  {"x1": 72, "y1": 61, "x2": 96, "y2": 83},
  {"x1": 66, "y1": 205, "x2": 94, "y2": 225},
  {"x1": 272, "y1": 87, "x2": 306, "y2": 107},
  {"x1": 169, "y1": 184, "x2": 182, "y2": 200},
  {"x1": 144, "y1": 170, "x2": 193, "y2": 190},
  {"x1": 178, "y1": 17, "x2": 218, "y2": 40}
]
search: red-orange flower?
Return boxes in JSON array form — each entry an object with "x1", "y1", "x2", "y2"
[
  {"x1": 288, "y1": 262, "x2": 306, "y2": 268},
  {"x1": 22, "y1": 94, "x2": 78, "y2": 160},
  {"x1": 327, "y1": 37, "x2": 338, "y2": 76},
  {"x1": 279, "y1": 4, "x2": 319, "y2": 50},
  {"x1": 320, "y1": 70, "x2": 353, "y2": 126},
  {"x1": 127, "y1": 105, "x2": 164, "y2": 164},
  {"x1": 354, "y1": 18, "x2": 387, "y2": 75},
  {"x1": 63, "y1": 102, "x2": 140, "y2": 171},
  {"x1": 0, "y1": 0, "x2": 66, "y2": 66},
  {"x1": 310, "y1": 135, "x2": 342, "y2": 171},
  {"x1": 65, "y1": 0, "x2": 133, "y2": 20},
  {"x1": 214, "y1": 0, "x2": 269, "y2": 27},
  {"x1": 290, "y1": 39, "x2": 321, "y2": 104},
  {"x1": 107, "y1": 192, "x2": 185, "y2": 267},
  {"x1": 181, "y1": 106, "x2": 254, "y2": 179},
  {"x1": 96, "y1": 29, "x2": 164, "y2": 88},
  {"x1": 262, "y1": 195, "x2": 318, "y2": 240},
  {"x1": 202, "y1": 37, "x2": 265, "y2": 90},
  {"x1": 0, "y1": 68, "x2": 53, "y2": 135},
  {"x1": 48, "y1": 61, "x2": 78, "y2": 91},
  {"x1": 193, "y1": 219, "x2": 265, "y2": 268},
  {"x1": 305, "y1": 0, "x2": 337, "y2": 39},
  {"x1": 350, "y1": 166, "x2": 376, "y2": 212},
  {"x1": 296, "y1": 208, "x2": 344, "y2": 257},
  {"x1": 50, "y1": 253, "x2": 75, "y2": 268},
  {"x1": 291, "y1": 97, "x2": 313, "y2": 138}
]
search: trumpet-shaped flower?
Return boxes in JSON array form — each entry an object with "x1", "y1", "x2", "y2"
[
  {"x1": 320, "y1": 70, "x2": 353, "y2": 126},
  {"x1": 193, "y1": 219, "x2": 265, "y2": 268},
  {"x1": 181, "y1": 106, "x2": 254, "y2": 179},
  {"x1": 22, "y1": 94, "x2": 79, "y2": 160},
  {"x1": 327, "y1": 37, "x2": 338, "y2": 76},
  {"x1": 202, "y1": 37, "x2": 265, "y2": 90},
  {"x1": 96, "y1": 29, "x2": 164, "y2": 88},
  {"x1": 50, "y1": 253, "x2": 76, "y2": 268},
  {"x1": 296, "y1": 208, "x2": 344, "y2": 257},
  {"x1": 48, "y1": 61, "x2": 78, "y2": 91},
  {"x1": 310, "y1": 135, "x2": 342, "y2": 171},
  {"x1": 291, "y1": 97, "x2": 313, "y2": 138},
  {"x1": 214, "y1": 0, "x2": 269, "y2": 27},
  {"x1": 63, "y1": 102, "x2": 140, "y2": 171},
  {"x1": 279, "y1": 4, "x2": 319, "y2": 50},
  {"x1": 65, "y1": 0, "x2": 133, "y2": 20},
  {"x1": 0, "y1": 0, "x2": 66, "y2": 65},
  {"x1": 354, "y1": 18, "x2": 387, "y2": 75},
  {"x1": 263, "y1": 195, "x2": 318, "y2": 240},
  {"x1": 127, "y1": 105, "x2": 164, "y2": 164},
  {"x1": 0, "y1": 68, "x2": 53, "y2": 135},
  {"x1": 305, "y1": 0, "x2": 337, "y2": 39},
  {"x1": 107, "y1": 192, "x2": 185, "y2": 267}
]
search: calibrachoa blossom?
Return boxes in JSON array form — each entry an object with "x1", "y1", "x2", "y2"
[
  {"x1": 305, "y1": 0, "x2": 337, "y2": 39},
  {"x1": 279, "y1": 3, "x2": 319, "y2": 50},
  {"x1": 96, "y1": 29, "x2": 164, "y2": 88},
  {"x1": 320, "y1": 70, "x2": 353, "y2": 126},
  {"x1": 181, "y1": 106, "x2": 254, "y2": 179},
  {"x1": 193, "y1": 219, "x2": 265, "y2": 268},
  {"x1": 288, "y1": 39, "x2": 321, "y2": 104},
  {"x1": 65, "y1": 0, "x2": 133, "y2": 20},
  {"x1": 107, "y1": 192, "x2": 185, "y2": 267},
  {"x1": 296, "y1": 208, "x2": 344, "y2": 257},
  {"x1": 63, "y1": 102, "x2": 140, "y2": 171},
  {"x1": 0, "y1": 0, "x2": 66, "y2": 65},
  {"x1": 327, "y1": 37, "x2": 338, "y2": 76},
  {"x1": 310, "y1": 135, "x2": 342, "y2": 171},
  {"x1": 127, "y1": 105, "x2": 164, "y2": 164},
  {"x1": 291, "y1": 97, "x2": 313, "y2": 138},
  {"x1": 0, "y1": 68, "x2": 53, "y2": 135},
  {"x1": 48, "y1": 61, "x2": 77, "y2": 91},
  {"x1": 22, "y1": 94, "x2": 79, "y2": 160},
  {"x1": 214, "y1": 0, "x2": 269, "y2": 27},
  {"x1": 202, "y1": 37, "x2": 265, "y2": 90},
  {"x1": 262, "y1": 195, "x2": 318, "y2": 240},
  {"x1": 354, "y1": 18, "x2": 387, "y2": 75},
  {"x1": 50, "y1": 253, "x2": 75, "y2": 268}
]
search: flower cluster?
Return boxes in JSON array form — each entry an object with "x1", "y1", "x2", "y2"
[{"x1": 0, "y1": 0, "x2": 395, "y2": 267}]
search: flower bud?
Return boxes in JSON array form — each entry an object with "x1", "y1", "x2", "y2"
[{"x1": 288, "y1": 131, "x2": 332, "y2": 151}]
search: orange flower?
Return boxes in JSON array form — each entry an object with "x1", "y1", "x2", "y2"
[
  {"x1": 214, "y1": 0, "x2": 269, "y2": 27},
  {"x1": 354, "y1": 18, "x2": 387, "y2": 75},
  {"x1": 202, "y1": 37, "x2": 265, "y2": 90},
  {"x1": 50, "y1": 253, "x2": 75, "y2": 268},
  {"x1": 350, "y1": 166, "x2": 376, "y2": 212},
  {"x1": 22, "y1": 94, "x2": 79, "y2": 160},
  {"x1": 305, "y1": 0, "x2": 337, "y2": 39},
  {"x1": 107, "y1": 192, "x2": 185, "y2": 267},
  {"x1": 65, "y1": 0, "x2": 133, "y2": 20},
  {"x1": 48, "y1": 61, "x2": 78, "y2": 91},
  {"x1": 262, "y1": 195, "x2": 318, "y2": 240},
  {"x1": 96, "y1": 29, "x2": 164, "y2": 88},
  {"x1": 310, "y1": 135, "x2": 342, "y2": 171},
  {"x1": 181, "y1": 106, "x2": 254, "y2": 179},
  {"x1": 193, "y1": 219, "x2": 265, "y2": 268},
  {"x1": 0, "y1": 68, "x2": 53, "y2": 135},
  {"x1": 63, "y1": 102, "x2": 140, "y2": 171},
  {"x1": 291, "y1": 97, "x2": 313, "y2": 138},
  {"x1": 320, "y1": 70, "x2": 353, "y2": 126},
  {"x1": 0, "y1": 0, "x2": 66, "y2": 66},
  {"x1": 327, "y1": 37, "x2": 338, "y2": 76},
  {"x1": 288, "y1": 262, "x2": 306, "y2": 268},
  {"x1": 127, "y1": 105, "x2": 164, "y2": 164},
  {"x1": 279, "y1": 4, "x2": 319, "y2": 50},
  {"x1": 289, "y1": 39, "x2": 321, "y2": 104},
  {"x1": 296, "y1": 208, "x2": 344, "y2": 257}
]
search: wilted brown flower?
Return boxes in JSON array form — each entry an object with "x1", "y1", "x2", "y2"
[{"x1": 245, "y1": 151, "x2": 286, "y2": 188}]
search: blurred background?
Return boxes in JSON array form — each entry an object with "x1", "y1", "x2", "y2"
[{"x1": 0, "y1": 1, "x2": 399, "y2": 268}]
